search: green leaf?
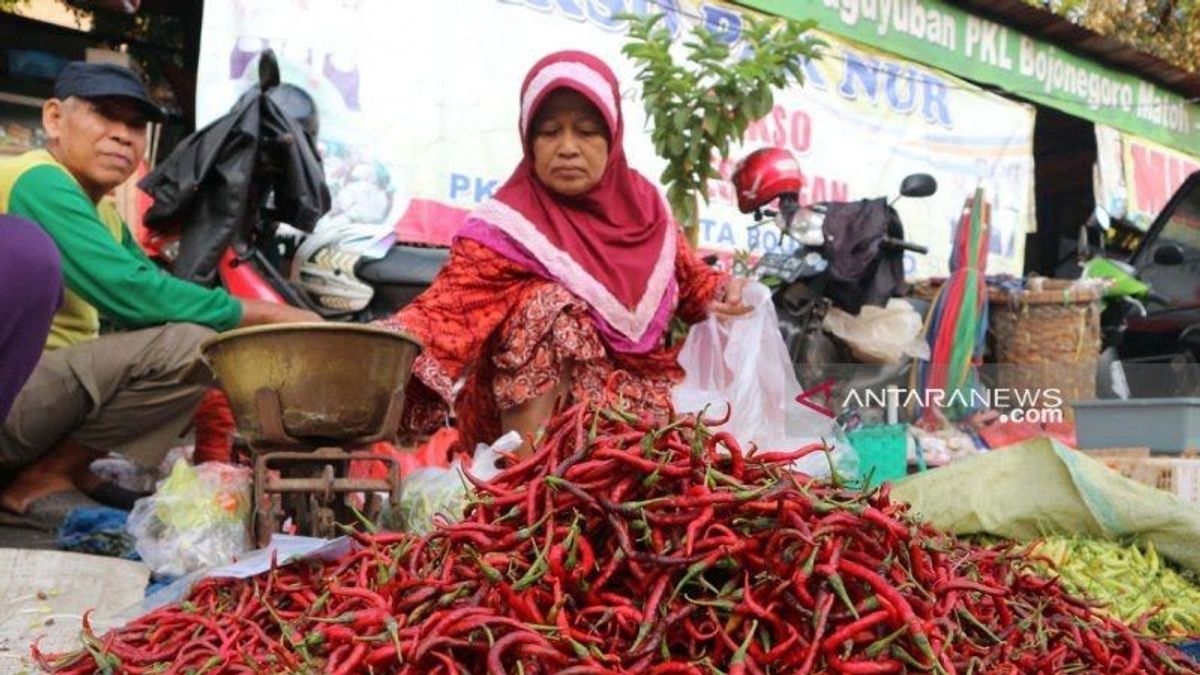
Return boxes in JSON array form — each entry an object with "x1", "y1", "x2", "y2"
[
  {"x1": 755, "y1": 87, "x2": 774, "y2": 118},
  {"x1": 668, "y1": 133, "x2": 685, "y2": 158},
  {"x1": 620, "y1": 5, "x2": 821, "y2": 226},
  {"x1": 672, "y1": 107, "x2": 690, "y2": 131}
]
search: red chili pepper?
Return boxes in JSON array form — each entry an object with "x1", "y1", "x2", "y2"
[
  {"x1": 28, "y1": 405, "x2": 1199, "y2": 675},
  {"x1": 797, "y1": 593, "x2": 835, "y2": 675},
  {"x1": 485, "y1": 631, "x2": 552, "y2": 675},
  {"x1": 838, "y1": 559, "x2": 938, "y2": 668},
  {"x1": 826, "y1": 651, "x2": 903, "y2": 674},
  {"x1": 820, "y1": 609, "x2": 893, "y2": 653},
  {"x1": 684, "y1": 504, "x2": 714, "y2": 557},
  {"x1": 727, "y1": 619, "x2": 758, "y2": 675},
  {"x1": 935, "y1": 579, "x2": 1008, "y2": 597},
  {"x1": 861, "y1": 507, "x2": 910, "y2": 541},
  {"x1": 648, "y1": 662, "x2": 704, "y2": 674},
  {"x1": 707, "y1": 432, "x2": 745, "y2": 480},
  {"x1": 329, "y1": 642, "x2": 367, "y2": 675},
  {"x1": 329, "y1": 585, "x2": 390, "y2": 610}
]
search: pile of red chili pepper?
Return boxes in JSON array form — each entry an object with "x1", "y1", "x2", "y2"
[{"x1": 32, "y1": 402, "x2": 1200, "y2": 674}]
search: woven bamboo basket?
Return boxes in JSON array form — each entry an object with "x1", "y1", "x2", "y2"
[{"x1": 986, "y1": 279, "x2": 1103, "y2": 415}]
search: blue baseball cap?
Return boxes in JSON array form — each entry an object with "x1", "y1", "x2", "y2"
[{"x1": 53, "y1": 62, "x2": 164, "y2": 122}]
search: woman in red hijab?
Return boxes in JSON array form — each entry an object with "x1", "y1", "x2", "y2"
[{"x1": 378, "y1": 51, "x2": 748, "y2": 454}]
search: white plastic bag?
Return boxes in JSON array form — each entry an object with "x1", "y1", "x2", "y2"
[
  {"x1": 126, "y1": 459, "x2": 251, "y2": 577},
  {"x1": 396, "y1": 431, "x2": 514, "y2": 534},
  {"x1": 673, "y1": 281, "x2": 852, "y2": 477},
  {"x1": 822, "y1": 299, "x2": 930, "y2": 365}
]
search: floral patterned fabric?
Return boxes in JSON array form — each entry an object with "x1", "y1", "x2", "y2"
[{"x1": 377, "y1": 236, "x2": 725, "y2": 451}]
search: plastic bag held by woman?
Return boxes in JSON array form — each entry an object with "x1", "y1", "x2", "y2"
[{"x1": 673, "y1": 281, "x2": 847, "y2": 475}]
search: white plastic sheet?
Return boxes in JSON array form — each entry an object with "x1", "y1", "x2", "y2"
[{"x1": 822, "y1": 298, "x2": 930, "y2": 365}]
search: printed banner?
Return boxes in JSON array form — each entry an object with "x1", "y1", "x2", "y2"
[
  {"x1": 197, "y1": 0, "x2": 1035, "y2": 277},
  {"x1": 1095, "y1": 124, "x2": 1200, "y2": 229},
  {"x1": 1125, "y1": 136, "x2": 1200, "y2": 229}
]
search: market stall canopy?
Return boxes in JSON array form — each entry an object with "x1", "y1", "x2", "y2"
[{"x1": 741, "y1": 0, "x2": 1200, "y2": 157}]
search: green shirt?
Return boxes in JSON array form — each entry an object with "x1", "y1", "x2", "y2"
[{"x1": 0, "y1": 150, "x2": 242, "y2": 350}]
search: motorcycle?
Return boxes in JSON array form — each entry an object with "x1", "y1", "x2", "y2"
[
  {"x1": 140, "y1": 49, "x2": 445, "y2": 321},
  {"x1": 1073, "y1": 175, "x2": 1200, "y2": 398},
  {"x1": 729, "y1": 148, "x2": 935, "y2": 417},
  {"x1": 138, "y1": 51, "x2": 448, "y2": 540}
]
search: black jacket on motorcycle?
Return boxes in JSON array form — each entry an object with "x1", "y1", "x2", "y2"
[
  {"x1": 821, "y1": 197, "x2": 906, "y2": 314},
  {"x1": 138, "y1": 87, "x2": 330, "y2": 285}
]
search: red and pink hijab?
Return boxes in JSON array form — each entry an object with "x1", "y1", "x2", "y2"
[{"x1": 457, "y1": 50, "x2": 678, "y2": 354}]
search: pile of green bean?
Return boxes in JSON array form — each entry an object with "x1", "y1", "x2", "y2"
[{"x1": 1024, "y1": 536, "x2": 1200, "y2": 639}]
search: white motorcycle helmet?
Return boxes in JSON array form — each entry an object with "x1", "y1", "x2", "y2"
[{"x1": 290, "y1": 225, "x2": 379, "y2": 314}]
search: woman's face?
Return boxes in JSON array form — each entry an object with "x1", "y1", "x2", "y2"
[{"x1": 530, "y1": 89, "x2": 610, "y2": 197}]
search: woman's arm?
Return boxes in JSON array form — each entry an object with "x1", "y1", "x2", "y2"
[
  {"x1": 376, "y1": 238, "x2": 528, "y2": 403},
  {"x1": 673, "y1": 231, "x2": 750, "y2": 323}
]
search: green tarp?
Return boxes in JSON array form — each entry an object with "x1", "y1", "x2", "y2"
[{"x1": 893, "y1": 438, "x2": 1200, "y2": 572}]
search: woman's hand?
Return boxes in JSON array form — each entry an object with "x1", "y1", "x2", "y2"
[{"x1": 708, "y1": 276, "x2": 754, "y2": 319}]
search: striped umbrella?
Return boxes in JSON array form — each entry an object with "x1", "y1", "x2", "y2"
[{"x1": 917, "y1": 188, "x2": 990, "y2": 423}]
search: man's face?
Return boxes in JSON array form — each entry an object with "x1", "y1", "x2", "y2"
[{"x1": 43, "y1": 96, "x2": 148, "y2": 198}]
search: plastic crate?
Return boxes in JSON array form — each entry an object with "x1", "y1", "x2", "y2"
[
  {"x1": 1102, "y1": 456, "x2": 1200, "y2": 504},
  {"x1": 1074, "y1": 398, "x2": 1200, "y2": 453},
  {"x1": 847, "y1": 424, "x2": 908, "y2": 489},
  {"x1": 1180, "y1": 640, "x2": 1200, "y2": 663}
]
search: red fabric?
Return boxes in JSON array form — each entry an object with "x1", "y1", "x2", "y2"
[
  {"x1": 393, "y1": 198, "x2": 470, "y2": 246},
  {"x1": 192, "y1": 389, "x2": 236, "y2": 464},
  {"x1": 380, "y1": 236, "x2": 724, "y2": 451},
  {"x1": 978, "y1": 420, "x2": 1077, "y2": 449},
  {"x1": 348, "y1": 427, "x2": 459, "y2": 481},
  {"x1": 495, "y1": 50, "x2": 673, "y2": 314}
]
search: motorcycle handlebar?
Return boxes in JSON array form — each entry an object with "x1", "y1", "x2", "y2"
[
  {"x1": 1148, "y1": 291, "x2": 1172, "y2": 306},
  {"x1": 881, "y1": 237, "x2": 928, "y2": 255}
]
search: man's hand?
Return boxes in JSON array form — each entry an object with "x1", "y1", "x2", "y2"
[
  {"x1": 238, "y1": 299, "x2": 323, "y2": 326},
  {"x1": 708, "y1": 276, "x2": 754, "y2": 319}
]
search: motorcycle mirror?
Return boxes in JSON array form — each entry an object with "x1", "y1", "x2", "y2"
[
  {"x1": 776, "y1": 193, "x2": 801, "y2": 231},
  {"x1": 258, "y1": 49, "x2": 281, "y2": 92},
  {"x1": 899, "y1": 174, "x2": 937, "y2": 198},
  {"x1": 1153, "y1": 243, "x2": 1186, "y2": 266}
]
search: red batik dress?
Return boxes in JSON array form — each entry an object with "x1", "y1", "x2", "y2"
[{"x1": 378, "y1": 236, "x2": 726, "y2": 451}]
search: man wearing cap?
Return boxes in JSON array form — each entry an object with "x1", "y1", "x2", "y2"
[{"x1": 0, "y1": 62, "x2": 316, "y2": 525}]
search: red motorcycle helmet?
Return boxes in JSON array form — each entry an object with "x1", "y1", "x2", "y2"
[{"x1": 731, "y1": 147, "x2": 804, "y2": 214}]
